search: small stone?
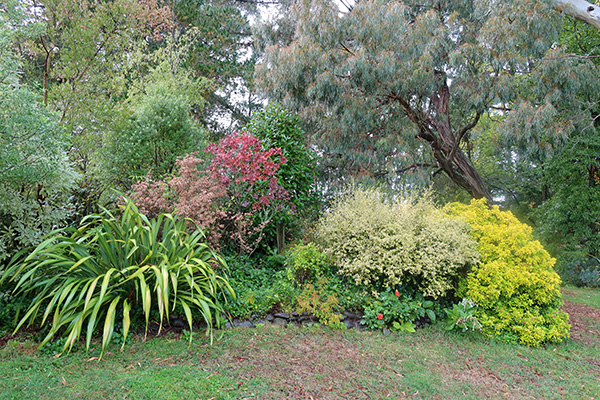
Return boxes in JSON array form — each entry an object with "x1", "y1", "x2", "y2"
[
  {"x1": 238, "y1": 321, "x2": 255, "y2": 328},
  {"x1": 172, "y1": 319, "x2": 185, "y2": 328},
  {"x1": 273, "y1": 317, "x2": 287, "y2": 326},
  {"x1": 382, "y1": 328, "x2": 391, "y2": 336},
  {"x1": 273, "y1": 312, "x2": 290, "y2": 320},
  {"x1": 266, "y1": 314, "x2": 274, "y2": 322},
  {"x1": 291, "y1": 312, "x2": 299, "y2": 318},
  {"x1": 225, "y1": 322, "x2": 233, "y2": 329},
  {"x1": 343, "y1": 311, "x2": 362, "y2": 320},
  {"x1": 343, "y1": 320, "x2": 356, "y2": 329}
]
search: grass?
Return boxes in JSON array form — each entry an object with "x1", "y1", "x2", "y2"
[
  {"x1": 0, "y1": 290, "x2": 599, "y2": 400},
  {"x1": 562, "y1": 285, "x2": 600, "y2": 308}
]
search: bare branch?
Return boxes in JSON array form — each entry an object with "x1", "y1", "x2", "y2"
[{"x1": 552, "y1": 0, "x2": 600, "y2": 31}]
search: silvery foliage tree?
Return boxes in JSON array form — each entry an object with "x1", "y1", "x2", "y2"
[{"x1": 256, "y1": 0, "x2": 600, "y2": 200}]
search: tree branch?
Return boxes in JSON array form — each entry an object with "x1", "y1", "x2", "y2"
[
  {"x1": 552, "y1": 0, "x2": 600, "y2": 31},
  {"x1": 396, "y1": 163, "x2": 435, "y2": 174},
  {"x1": 448, "y1": 111, "x2": 481, "y2": 163}
]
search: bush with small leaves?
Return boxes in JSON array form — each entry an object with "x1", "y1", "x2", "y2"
[
  {"x1": 285, "y1": 243, "x2": 332, "y2": 285},
  {"x1": 316, "y1": 187, "x2": 479, "y2": 298},
  {"x1": 445, "y1": 199, "x2": 570, "y2": 347}
]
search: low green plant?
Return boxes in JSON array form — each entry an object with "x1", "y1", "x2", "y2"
[
  {"x1": 0, "y1": 291, "x2": 25, "y2": 334},
  {"x1": 1, "y1": 199, "x2": 234, "y2": 358},
  {"x1": 444, "y1": 298, "x2": 482, "y2": 332},
  {"x1": 445, "y1": 199, "x2": 570, "y2": 347},
  {"x1": 224, "y1": 255, "x2": 293, "y2": 319},
  {"x1": 362, "y1": 288, "x2": 437, "y2": 332},
  {"x1": 296, "y1": 278, "x2": 344, "y2": 328},
  {"x1": 320, "y1": 275, "x2": 375, "y2": 313},
  {"x1": 561, "y1": 257, "x2": 600, "y2": 288},
  {"x1": 39, "y1": 337, "x2": 70, "y2": 357},
  {"x1": 316, "y1": 187, "x2": 479, "y2": 298}
]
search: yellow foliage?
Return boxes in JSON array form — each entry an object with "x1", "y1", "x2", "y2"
[
  {"x1": 296, "y1": 279, "x2": 344, "y2": 328},
  {"x1": 445, "y1": 199, "x2": 570, "y2": 347}
]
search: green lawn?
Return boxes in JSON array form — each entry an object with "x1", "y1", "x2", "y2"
[
  {"x1": 562, "y1": 285, "x2": 600, "y2": 309},
  {"x1": 0, "y1": 289, "x2": 598, "y2": 400}
]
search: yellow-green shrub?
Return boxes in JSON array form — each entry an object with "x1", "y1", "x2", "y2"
[
  {"x1": 316, "y1": 187, "x2": 479, "y2": 298},
  {"x1": 445, "y1": 199, "x2": 570, "y2": 347}
]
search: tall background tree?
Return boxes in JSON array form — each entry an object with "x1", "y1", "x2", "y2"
[
  {"x1": 0, "y1": 1, "x2": 78, "y2": 263},
  {"x1": 256, "y1": 0, "x2": 600, "y2": 201}
]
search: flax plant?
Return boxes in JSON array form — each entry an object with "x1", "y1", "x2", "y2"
[{"x1": 1, "y1": 199, "x2": 234, "y2": 358}]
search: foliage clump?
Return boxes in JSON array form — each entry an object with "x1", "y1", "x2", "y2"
[
  {"x1": 246, "y1": 104, "x2": 317, "y2": 213},
  {"x1": 316, "y1": 187, "x2": 479, "y2": 298},
  {"x1": 362, "y1": 288, "x2": 437, "y2": 332},
  {"x1": 1, "y1": 200, "x2": 234, "y2": 357},
  {"x1": 131, "y1": 153, "x2": 227, "y2": 248},
  {"x1": 296, "y1": 279, "x2": 344, "y2": 328},
  {"x1": 285, "y1": 243, "x2": 331, "y2": 285},
  {"x1": 445, "y1": 199, "x2": 570, "y2": 347},
  {"x1": 131, "y1": 131, "x2": 290, "y2": 253}
]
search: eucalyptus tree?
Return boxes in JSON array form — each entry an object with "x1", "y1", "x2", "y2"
[{"x1": 256, "y1": 0, "x2": 600, "y2": 200}]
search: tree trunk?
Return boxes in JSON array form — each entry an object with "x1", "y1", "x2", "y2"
[
  {"x1": 552, "y1": 0, "x2": 600, "y2": 30},
  {"x1": 276, "y1": 221, "x2": 285, "y2": 253},
  {"x1": 427, "y1": 78, "x2": 492, "y2": 201},
  {"x1": 430, "y1": 141, "x2": 492, "y2": 201}
]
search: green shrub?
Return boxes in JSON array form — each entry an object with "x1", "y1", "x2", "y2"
[
  {"x1": 316, "y1": 187, "x2": 479, "y2": 298},
  {"x1": 285, "y1": 243, "x2": 332, "y2": 285},
  {"x1": 445, "y1": 199, "x2": 570, "y2": 347},
  {"x1": 225, "y1": 255, "x2": 300, "y2": 319},
  {"x1": 1, "y1": 199, "x2": 234, "y2": 357},
  {"x1": 559, "y1": 256, "x2": 600, "y2": 288},
  {"x1": 321, "y1": 275, "x2": 375, "y2": 313}
]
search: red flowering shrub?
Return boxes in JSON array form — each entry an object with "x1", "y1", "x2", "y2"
[
  {"x1": 131, "y1": 133, "x2": 291, "y2": 253},
  {"x1": 205, "y1": 132, "x2": 290, "y2": 213}
]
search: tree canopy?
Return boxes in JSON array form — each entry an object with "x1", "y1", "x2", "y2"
[{"x1": 256, "y1": 0, "x2": 600, "y2": 200}]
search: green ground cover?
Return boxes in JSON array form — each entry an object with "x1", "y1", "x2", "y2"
[
  {"x1": 563, "y1": 286, "x2": 600, "y2": 309},
  {"x1": 0, "y1": 289, "x2": 598, "y2": 400}
]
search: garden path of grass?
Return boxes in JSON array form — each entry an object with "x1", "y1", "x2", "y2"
[{"x1": 0, "y1": 288, "x2": 598, "y2": 400}]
